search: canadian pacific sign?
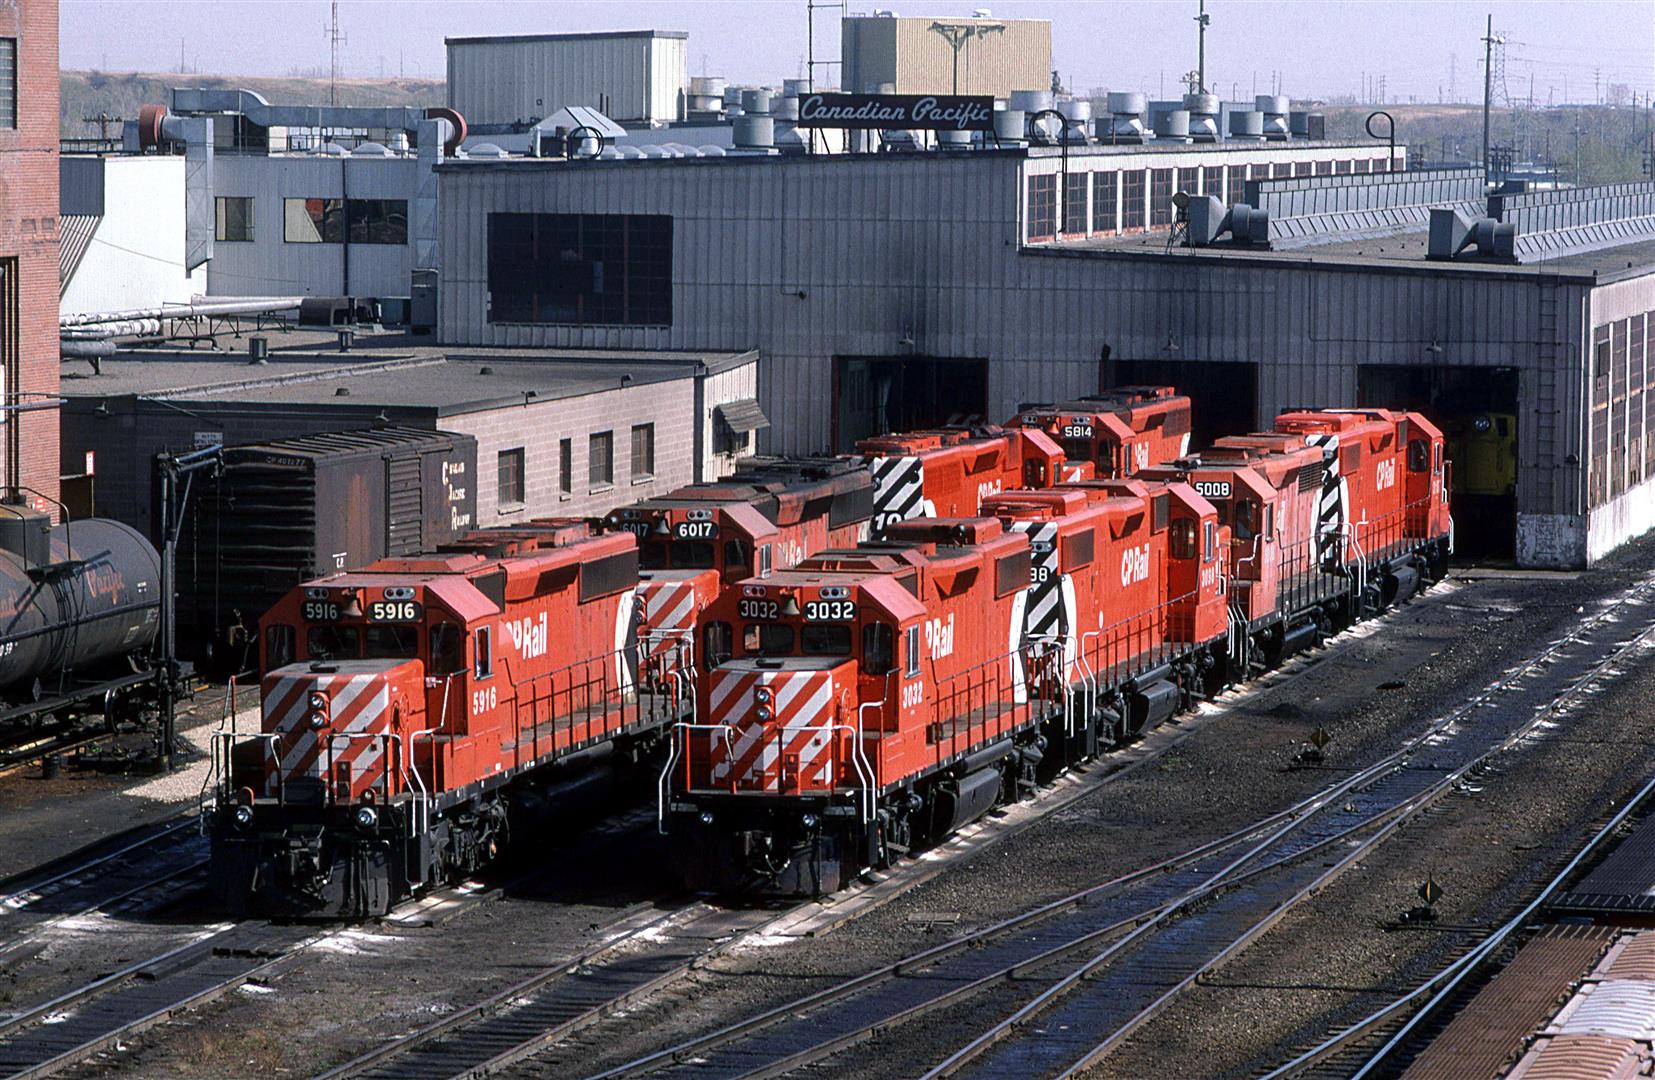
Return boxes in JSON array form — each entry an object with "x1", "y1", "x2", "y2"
[{"x1": 797, "y1": 94, "x2": 995, "y2": 131}]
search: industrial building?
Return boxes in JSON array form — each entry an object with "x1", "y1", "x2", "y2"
[
  {"x1": 446, "y1": 30, "x2": 689, "y2": 129},
  {"x1": 58, "y1": 333, "x2": 759, "y2": 540},
  {"x1": 60, "y1": 155, "x2": 204, "y2": 315},
  {"x1": 0, "y1": 0, "x2": 60, "y2": 509},
  {"x1": 436, "y1": 136, "x2": 1394, "y2": 451},
  {"x1": 841, "y1": 13, "x2": 1052, "y2": 97}
]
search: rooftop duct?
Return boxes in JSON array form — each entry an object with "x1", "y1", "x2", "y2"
[
  {"x1": 1227, "y1": 110, "x2": 1265, "y2": 141},
  {"x1": 1103, "y1": 92, "x2": 1147, "y2": 144},
  {"x1": 134, "y1": 104, "x2": 213, "y2": 271},
  {"x1": 169, "y1": 88, "x2": 466, "y2": 153},
  {"x1": 1186, "y1": 195, "x2": 1270, "y2": 246},
  {"x1": 1255, "y1": 95, "x2": 1289, "y2": 141},
  {"x1": 1427, "y1": 207, "x2": 1516, "y2": 261},
  {"x1": 1184, "y1": 93, "x2": 1219, "y2": 143},
  {"x1": 1489, "y1": 181, "x2": 1655, "y2": 262},
  {"x1": 1154, "y1": 109, "x2": 1191, "y2": 143}
]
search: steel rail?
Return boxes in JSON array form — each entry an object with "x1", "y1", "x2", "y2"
[
  {"x1": 592, "y1": 570, "x2": 1655, "y2": 1080},
  {"x1": 947, "y1": 576, "x2": 1655, "y2": 1080}
]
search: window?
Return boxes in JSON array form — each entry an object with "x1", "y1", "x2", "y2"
[
  {"x1": 589, "y1": 431, "x2": 614, "y2": 489},
  {"x1": 1122, "y1": 171, "x2": 1146, "y2": 228},
  {"x1": 802, "y1": 624, "x2": 852, "y2": 656},
  {"x1": 1372, "y1": 157, "x2": 1390, "y2": 173},
  {"x1": 430, "y1": 623, "x2": 463, "y2": 674},
  {"x1": 497, "y1": 447, "x2": 525, "y2": 506},
  {"x1": 1233, "y1": 499, "x2": 1259, "y2": 540},
  {"x1": 1150, "y1": 168, "x2": 1174, "y2": 226},
  {"x1": 558, "y1": 438, "x2": 572, "y2": 495},
  {"x1": 215, "y1": 197, "x2": 254, "y2": 242},
  {"x1": 703, "y1": 621, "x2": 733, "y2": 671},
  {"x1": 1177, "y1": 167, "x2": 1199, "y2": 200},
  {"x1": 1152, "y1": 493, "x2": 1170, "y2": 532},
  {"x1": 1026, "y1": 174, "x2": 1057, "y2": 239},
  {"x1": 1336, "y1": 159, "x2": 1353, "y2": 175},
  {"x1": 1315, "y1": 160, "x2": 1334, "y2": 176},
  {"x1": 348, "y1": 199, "x2": 408, "y2": 245},
  {"x1": 1202, "y1": 166, "x2": 1223, "y2": 201},
  {"x1": 0, "y1": 39, "x2": 14, "y2": 130},
  {"x1": 486, "y1": 212, "x2": 673, "y2": 326},
  {"x1": 474, "y1": 626, "x2": 493, "y2": 679},
  {"x1": 365, "y1": 625, "x2": 418, "y2": 659},
  {"x1": 1272, "y1": 162, "x2": 1292, "y2": 179},
  {"x1": 1295, "y1": 161, "x2": 1313, "y2": 177},
  {"x1": 265, "y1": 624, "x2": 295, "y2": 669},
  {"x1": 1408, "y1": 440, "x2": 1429, "y2": 473},
  {"x1": 905, "y1": 625, "x2": 921, "y2": 677},
  {"x1": 308, "y1": 625, "x2": 360, "y2": 659},
  {"x1": 863, "y1": 623, "x2": 895, "y2": 676},
  {"x1": 631, "y1": 423, "x2": 655, "y2": 480},
  {"x1": 1063, "y1": 172, "x2": 1088, "y2": 235},
  {"x1": 1093, "y1": 172, "x2": 1118, "y2": 232},
  {"x1": 1169, "y1": 519, "x2": 1197, "y2": 560},
  {"x1": 285, "y1": 198, "x2": 344, "y2": 243},
  {"x1": 743, "y1": 623, "x2": 794, "y2": 656},
  {"x1": 1204, "y1": 521, "x2": 1217, "y2": 562},
  {"x1": 1226, "y1": 165, "x2": 1247, "y2": 207}
]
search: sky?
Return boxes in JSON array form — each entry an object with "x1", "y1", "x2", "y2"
[{"x1": 58, "y1": 0, "x2": 1655, "y2": 106}]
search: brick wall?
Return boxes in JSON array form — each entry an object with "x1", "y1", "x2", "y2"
[
  {"x1": 0, "y1": 0, "x2": 60, "y2": 511},
  {"x1": 445, "y1": 379, "x2": 699, "y2": 524}
]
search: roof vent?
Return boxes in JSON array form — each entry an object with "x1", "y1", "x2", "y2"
[
  {"x1": 1427, "y1": 207, "x2": 1517, "y2": 261},
  {"x1": 335, "y1": 386, "x2": 351, "y2": 396},
  {"x1": 1185, "y1": 195, "x2": 1270, "y2": 247},
  {"x1": 479, "y1": 365, "x2": 494, "y2": 375}
]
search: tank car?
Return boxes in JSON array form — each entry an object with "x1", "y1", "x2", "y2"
[
  {"x1": 0, "y1": 503, "x2": 173, "y2": 735},
  {"x1": 210, "y1": 518, "x2": 676, "y2": 917},
  {"x1": 1007, "y1": 385, "x2": 1193, "y2": 478}
]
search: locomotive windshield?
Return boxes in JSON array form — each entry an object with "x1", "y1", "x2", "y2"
[
  {"x1": 801, "y1": 624, "x2": 852, "y2": 656},
  {"x1": 365, "y1": 624, "x2": 419, "y2": 659},
  {"x1": 744, "y1": 623, "x2": 794, "y2": 656}
]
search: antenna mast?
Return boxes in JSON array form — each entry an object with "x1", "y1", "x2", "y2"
[
  {"x1": 326, "y1": 1, "x2": 345, "y2": 107},
  {"x1": 1194, "y1": 0, "x2": 1210, "y2": 94}
]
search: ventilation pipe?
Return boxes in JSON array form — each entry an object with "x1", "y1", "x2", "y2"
[
  {"x1": 1185, "y1": 195, "x2": 1270, "y2": 246},
  {"x1": 133, "y1": 104, "x2": 214, "y2": 271},
  {"x1": 1103, "y1": 92, "x2": 1148, "y2": 144},
  {"x1": 1427, "y1": 207, "x2": 1517, "y2": 260},
  {"x1": 1184, "y1": 93, "x2": 1220, "y2": 142},
  {"x1": 1256, "y1": 95, "x2": 1290, "y2": 141}
]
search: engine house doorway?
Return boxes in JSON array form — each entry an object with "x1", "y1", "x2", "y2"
[
  {"x1": 1358, "y1": 364, "x2": 1518, "y2": 560},
  {"x1": 1110, "y1": 359, "x2": 1259, "y2": 450},
  {"x1": 833, "y1": 356, "x2": 989, "y2": 451}
]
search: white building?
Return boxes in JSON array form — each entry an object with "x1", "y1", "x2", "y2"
[
  {"x1": 446, "y1": 30, "x2": 689, "y2": 129},
  {"x1": 59, "y1": 155, "x2": 205, "y2": 315}
]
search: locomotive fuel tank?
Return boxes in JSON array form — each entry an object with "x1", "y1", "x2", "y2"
[{"x1": 0, "y1": 506, "x2": 161, "y2": 695}]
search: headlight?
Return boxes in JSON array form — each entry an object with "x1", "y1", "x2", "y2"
[
  {"x1": 232, "y1": 805, "x2": 254, "y2": 829},
  {"x1": 755, "y1": 705, "x2": 773, "y2": 721},
  {"x1": 354, "y1": 806, "x2": 379, "y2": 830},
  {"x1": 755, "y1": 686, "x2": 773, "y2": 705},
  {"x1": 699, "y1": 811, "x2": 716, "y2": 825},
  {"x1": 309, "y1": 692, "x2": 327, "y2": 710},
  {"x1": 309, "y1": 712, "x2": 327, "y2": 729},
  {"x1": 800, "y1": 813, "x2": 819, "y2": 829}
]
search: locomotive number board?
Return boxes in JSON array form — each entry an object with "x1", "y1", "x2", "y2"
[
  {"x1": 302, "y1": 600, "x2": 340, "y2": 622},
  {"x1": 804, "y1": 600, "x2": 856, "y2": 621},
  {"x1": 368, "y1": 600, "x2": 424, "y2": 623}
]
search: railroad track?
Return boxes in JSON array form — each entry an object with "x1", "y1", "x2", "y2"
[
  {"x1": 1258, "y1": 746, "x2": 1655, "y2": 1079},
  {"x1": 0, "y1": 817, "x2": 209, "y2": 969},
  {"x1": 296, "y1": 582, "x2": 1474, "y2": 1080},
  {"x1": 569, "y1": 569, "x2": 1655, "y2": 1080}
]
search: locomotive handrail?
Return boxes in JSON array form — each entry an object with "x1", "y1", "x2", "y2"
[
  {"x1": 660, "y1": 721, "x2": 738, "y2": 826},
  {"x1": 404, "y1": 673, "x2": 458, "y2": 839}
]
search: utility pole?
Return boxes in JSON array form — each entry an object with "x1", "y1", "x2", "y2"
[
  {"x1": 325, "y1": 0, "x2": 346, "y2": 107},
  {"x1": 1482, "y1": 14, "x2": 1500, "y2": 183},
  {"x1": 1450, "y1": 52, "x2": 1457, "y2": 103},
  {"x1": 1194, "y1": 0, "x2": 1210, "y2": 94}
]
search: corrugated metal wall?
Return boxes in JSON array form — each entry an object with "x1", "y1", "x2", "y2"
[
  {"x1": 447, "y1": 34, "x2": 684, "y2": 127},
  {"x1": 208, "y1": 155, "x2": 415, "y2": 298},
  {"x1": 842, "y1": 18, "x2": 1051, "y2": 96},
  {"x1": 437, "y1": 152, "x2": 1593, "y2": 516}
]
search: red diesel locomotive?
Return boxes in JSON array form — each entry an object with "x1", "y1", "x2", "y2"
[
  {"x1": 1007, "y1": 386, "x2": 1193, "y2": 478},
  {"x1": 212, "y1": 519, "x2": 663, "y2": 916},
  {"x1": 663, "y1": 407, "x2": 1452, "y2": 895},
  {"x1": 663, "y1": 480, "x2": 1230, "y2": 894}
]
